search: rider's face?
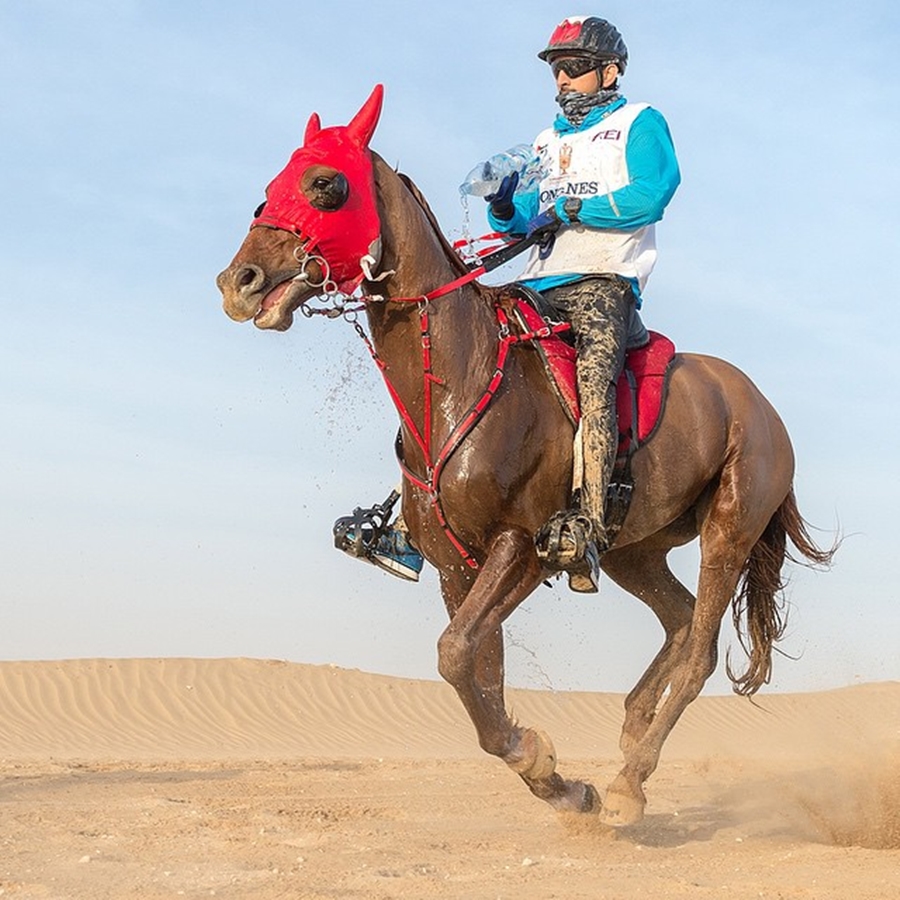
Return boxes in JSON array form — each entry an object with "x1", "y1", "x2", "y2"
[{"x1": 554, "y1": 60, "x2": 619, "y2": 94}]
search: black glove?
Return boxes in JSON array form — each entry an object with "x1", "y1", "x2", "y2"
[{"x1": 485, "y1": 171, "x2": 519, "y2": 221}]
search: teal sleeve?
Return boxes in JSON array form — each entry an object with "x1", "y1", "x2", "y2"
[{"x1": 557, "y1": 107, "x2": 681, "y2": 228}]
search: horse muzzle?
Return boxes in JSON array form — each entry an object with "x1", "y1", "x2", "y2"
[
  {"x1": 217, "y1": 264, "x2": 308, "y2": 331},
  {"x1": 216, "y1": 262, "x2": 268, "y2": 323}
]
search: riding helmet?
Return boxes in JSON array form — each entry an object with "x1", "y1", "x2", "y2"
[{"x1": 538, "y1": 16, "x2": 628, "y2": 73}]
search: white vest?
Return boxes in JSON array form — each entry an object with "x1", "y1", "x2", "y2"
[{"x1": 521, "y1": 102, "x2": 656, "y2": 291}]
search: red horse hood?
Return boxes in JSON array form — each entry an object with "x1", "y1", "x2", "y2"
[{"x1": 251, "y1": 85, "x2": 384, "y2": 293}]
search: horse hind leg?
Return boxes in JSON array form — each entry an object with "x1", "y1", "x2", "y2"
[
  {"x1": 600, "y1": 541, "x2": 695, "y2": 756},
  {"x1": 436, "y1": 528, "x2": 598, "y2": 814},
  {"x1": 601, "y1": 464, "x2": 785, "y2": 826},
  {"x1": 600, "y1": 543, "x2": 743, "y2": 826}
]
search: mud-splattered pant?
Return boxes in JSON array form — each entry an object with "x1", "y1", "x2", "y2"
[{"x1": 542, "y1": 275, "x2": 647, "y2": 543}]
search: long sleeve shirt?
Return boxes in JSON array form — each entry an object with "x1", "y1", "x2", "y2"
[{"x1": 488, "y1": 97, "x2": 680, "y2": 300}]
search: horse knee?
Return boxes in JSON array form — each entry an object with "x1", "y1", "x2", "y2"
[{"x1": 436, "y1": 628, "x2": 470, "y2": 687}]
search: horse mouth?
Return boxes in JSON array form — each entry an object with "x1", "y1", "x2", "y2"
[{"x1": 254, "y1": 278, "x2": 305, "y2": 330}]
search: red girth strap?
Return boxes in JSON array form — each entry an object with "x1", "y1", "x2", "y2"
[{"x1": 357, "y1": 300, "x2": 570, "y2": 570}]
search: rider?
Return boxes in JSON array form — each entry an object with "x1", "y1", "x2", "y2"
[
  {"x1": 334, "y1": 15, "x2": 680, "y2": 590},
  {"x1": 487, "y1": 15, "x2": 680, "y2": 590}
]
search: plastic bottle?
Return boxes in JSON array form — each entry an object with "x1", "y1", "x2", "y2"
[{"x1": 459, "y1": 143, "x2": 544, "y2": 197}]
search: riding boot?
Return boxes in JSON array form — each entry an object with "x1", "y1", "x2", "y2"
[{"x1": 578, "y1": 405, "x2": 618, "y2": 551}]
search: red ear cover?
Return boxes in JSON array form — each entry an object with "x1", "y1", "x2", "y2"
[
  {"x1": 345, "y1": 84, "x2": 384, "y2": 148},
  {"x1": 304, "y1": 111, "x2": 322, "y2": 145}
]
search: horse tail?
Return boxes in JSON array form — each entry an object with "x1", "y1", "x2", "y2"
[{"x1": 727, "y1": 488, "x2": 838, "y2": 697}]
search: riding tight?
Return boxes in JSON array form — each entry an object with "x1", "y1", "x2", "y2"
[{"x1": 542, "y1": 275, "x2": 646, "y2": 545}]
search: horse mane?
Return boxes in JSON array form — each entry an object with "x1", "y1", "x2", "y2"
[
  {"x1": 376, "y1": 157, "x2": 499, "y2": 304},
  {"x1": 393, "y1": 170, "x2": 469, "y2": 277}
]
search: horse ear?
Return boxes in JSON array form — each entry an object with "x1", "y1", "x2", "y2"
[
  {"x1": 304, "y1": 112, "x2": 322, "y2": 145},
  {"x1": 346, "y1": 84, "x2": 384, "y2": 148}
]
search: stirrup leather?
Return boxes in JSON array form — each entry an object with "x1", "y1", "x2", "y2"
[{"x1": 332, "y1": 489, "x2": 400, "y2": 558}]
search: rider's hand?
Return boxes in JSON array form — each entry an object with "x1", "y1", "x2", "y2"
[
  {"x1": 526, "y1": 206, "x2": 562, "y2": 259},
  {"x1": 485, "y1": 171, "x2": 519, "y2": 221},
  {"x1": 526, "y1": 206, "x2": 562, "y2": 239}
]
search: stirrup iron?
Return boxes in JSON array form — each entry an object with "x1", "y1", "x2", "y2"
[
  {"x1": 534, "y1": 509, "x2": 596, "y2": 570},
  {"x1": 333, "y1": 489, "x2": 400, "y2": 558}
]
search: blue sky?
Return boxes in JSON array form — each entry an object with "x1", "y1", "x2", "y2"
[{"x1": 2, "y1": 1, "x2": 898, "y2": 694}]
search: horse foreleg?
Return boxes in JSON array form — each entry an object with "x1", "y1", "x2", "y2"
[
  {"x1": 600, "y1": 543, "x2": 695, "y2": 755},
  {"x1": 437, "y1": 528, "x2": 598, "y2": 813}
]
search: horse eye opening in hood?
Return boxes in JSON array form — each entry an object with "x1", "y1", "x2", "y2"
[{"x1": 306, "y1": 171, "x2": 349, "y2": 212}]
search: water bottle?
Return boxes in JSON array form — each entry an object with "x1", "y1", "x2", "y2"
[{"x1": 459, "y1": 143, "x2": 543, "y2": 197}]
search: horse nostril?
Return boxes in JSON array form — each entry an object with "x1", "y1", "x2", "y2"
[{"x1": 234, "y1": 264, "x2": 265, "y2": 294}]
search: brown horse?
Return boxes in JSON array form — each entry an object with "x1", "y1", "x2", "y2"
[{"x1": 216, "y1": 86, "x2": 834, "y2": 826}]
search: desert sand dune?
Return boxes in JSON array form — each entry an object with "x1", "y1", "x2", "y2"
[{"x1": 0, "y1": 658, "x2": 897, "y2": 898}]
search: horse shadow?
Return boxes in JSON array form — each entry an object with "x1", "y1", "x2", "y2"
[{"x1": 615, "y1": 802, "x2": 738, "y2": 848}]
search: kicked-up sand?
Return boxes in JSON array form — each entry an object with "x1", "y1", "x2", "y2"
[{"x1": 0, "y1": 658, "x2": 898, "y2": 898}]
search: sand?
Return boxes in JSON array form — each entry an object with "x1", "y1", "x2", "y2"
[{"x1": 0, "y1": 658, "x2": 898, "y2": 899}]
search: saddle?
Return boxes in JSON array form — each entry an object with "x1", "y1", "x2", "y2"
[{"x1": 505, "y1": 284, "x2": 676, "y2": 544}]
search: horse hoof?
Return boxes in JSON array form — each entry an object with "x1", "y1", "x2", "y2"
[
  {"x1": 599, "y1": 788, "x2": 645, "y2": 827},
  {"x1": 506, "y1": 728, "x2": 557, "y2": 780},
  {"x1": 549, "y1": 781, "x2": 600, "y2": 814}
]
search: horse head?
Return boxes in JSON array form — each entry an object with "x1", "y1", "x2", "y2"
[{"x1": 217, "y1": 85, "x2": 385, "y2": 330}]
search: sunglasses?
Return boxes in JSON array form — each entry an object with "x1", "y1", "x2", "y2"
[{"x1": 550, "y1": 57, "x2": 605, "y2": 79}]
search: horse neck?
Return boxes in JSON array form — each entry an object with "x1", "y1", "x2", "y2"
[{"x1": 364, "y1": 158, "x2": 502, "y2": 421}]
